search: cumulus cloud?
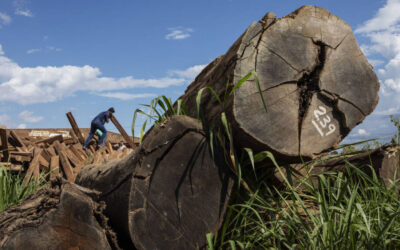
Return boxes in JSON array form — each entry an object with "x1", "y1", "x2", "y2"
[
  {"x1": 0, "y1": 12, "x2": 11, "y2": 28},
  {"x1": 18, "y1": 110, "x2": 43, "y2": 123},
  {"x1": 169, "y1": 64, "x2": 206, "y2": 79},
  {"x1": 96, "y1": 92, "x2": 157, "y2": 100},
  {"x1": 165, "y1": 27, "x2": 193, "y2": 40},
  {"x1": 356, "y1": 0, "x2": 400, "y2": 94},
  {"x1": 0, "y1": 44, "x2": 202, "y2": 105}
]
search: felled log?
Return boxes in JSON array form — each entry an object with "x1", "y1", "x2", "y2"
[
  {"x1": 76, "y1": 115, "x2": 234, "y2": 249},
  {"x1": 273, "y1": 145, "x2": 399, "y2": 188},
  {"x1": 179, "y1": 6, "x2": 379, "y2": 162},
  {"x1": 0, "y1": 179, "x2": 119, "y2": 249}
]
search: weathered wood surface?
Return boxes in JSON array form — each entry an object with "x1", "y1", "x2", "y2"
[
  {"x1": 110, "y1": 114, "x2": 134, "y2": 148},
  {"x1": 34, "y1": 134, "x2": 63, "y2": 145},
  {"x1": 0, "y1": 179, "x2": 119, "y2": 249},
  {"x1": 273, "y1": 145, "x2": 399, "y2": 188},
  {"x1": 66, "y1": 112, "x2": 85, "y2": 144},
  {"x1": 0, "y1": 128, "x2": 9, "y2": 162},
  {"x1": 76, "y1": 115, "x2": 234, "y2": 249},
  {"x1": 179, "y1": 6, "x2": 379, "y2": 162},
  {"x1": 9, "y1": 131, "x2": 28, "y2": 152}
]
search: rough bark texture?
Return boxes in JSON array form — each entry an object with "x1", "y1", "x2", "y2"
[
  {"x1": 273, "y1": 145, "x2": 399, "y2": 188},
  {"x1": 0, "y1": 179, "x2": 119, "y2": 250},
  {"x1": 76, "y1": 116, "x2": 234, "y2": 250},
  {"x1": 179, "y1": 6, "x2": 379, "y2": 162}
]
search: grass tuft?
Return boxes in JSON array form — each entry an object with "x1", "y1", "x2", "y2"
[{"x1": 0, "y1": 163, "x2": 48, "y2": 211}]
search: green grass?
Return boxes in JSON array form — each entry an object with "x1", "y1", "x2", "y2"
[
  {"x1": 0, "y1": 163, "x2": 48, "y2": 211},
  {"x1": 209, "y1": 154, "x2": 400, "y2": 249}
]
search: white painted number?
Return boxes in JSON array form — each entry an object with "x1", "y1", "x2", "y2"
[{"x1": 311, "y1": 105, "x2": 336, "y2": 137}]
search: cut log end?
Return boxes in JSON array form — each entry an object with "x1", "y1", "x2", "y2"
[
  {"x1": 0, "y1": 179, "x2": 119, "y2": 250},
  {"x1": 233, "y1": 6, "x2": 379, "y2": 158},
  {"x1": 179, "y1": 6, "x2": 379, "y2": 164},
  {"x1": 129, "y1": 116, "x2": 234, "y2": 250}
]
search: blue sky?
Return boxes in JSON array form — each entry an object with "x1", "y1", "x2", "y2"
[{"x1": 0, "y1": 0, "x2": 398, "y2": 144}]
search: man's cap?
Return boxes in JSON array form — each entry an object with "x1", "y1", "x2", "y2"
[{"x1": 108, "y1": 107, "x2": 115, "y2": 113}]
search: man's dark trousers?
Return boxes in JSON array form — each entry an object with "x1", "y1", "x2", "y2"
[{"x1": 84, "y1": 120, "x2": 107, "y2": 147}]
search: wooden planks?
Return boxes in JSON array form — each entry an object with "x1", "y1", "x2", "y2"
[
  {"x1": 10, "y1": 131, "x2": 28, "y2": 152},
  {"x1": 53, "y1": 141, "x2": 75, "y2": 182},
  {"x1": 2, "y1": 126, "x2": 135, "y2": 181},
  {"x1": 66, "y1": 112, "x2": 85, "y2": 145},
  {"x1": 0, "y1": 128, "x2": 9, "y2": 162},
  {"x1": 110, "y1": 114, "x2": 134, "y2": 148},
  {"x1": 34, "y1": 135, "x2": 63, "y2": 145},
  {"x1": 22, "y1": 148, "x2": 43, "y2": 186},
  {"x1": 49, "y1": 155, "x2": 60, "y2": 181}
]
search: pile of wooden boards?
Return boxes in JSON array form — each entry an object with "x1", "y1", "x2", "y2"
[{"x1": 0, "y1": 112, "x2": 137, "y2": 183}]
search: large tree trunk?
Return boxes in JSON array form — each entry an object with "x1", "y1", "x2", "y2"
[
  {"x1": 272, "y1": 145, "x2": 399, "y2": 188},
  {"x1": 0, "y1": 179, "x2": 119, "y2": 250},
  {"x1": 179, "y1": 5, "x2": 379, "y2": 162},
  {"x1": 76, "y1": 115, "x2": 234, "y2": 250}
]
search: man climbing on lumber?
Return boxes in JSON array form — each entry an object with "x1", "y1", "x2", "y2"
[{"x1": 83, "y1": 107, "x2": 115, "y2": 149}]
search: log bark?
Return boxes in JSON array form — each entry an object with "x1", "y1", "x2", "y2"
[
  {"x1": 76, "y1": 115, "x2": 234, "y2": 249},
  {"x1": 273, "y1": 145, "x2": 399, "y2": 188},
  {"x1": 179, "y1": 6, "x2": 379, "y2": 162},
  {"x1": 0, "y1": 179, "x2": 119, "y2": 249}
]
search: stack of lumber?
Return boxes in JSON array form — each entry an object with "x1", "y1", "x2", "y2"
[{"x1": 0, "y1": 112, "x2": 136, "y2": 183}]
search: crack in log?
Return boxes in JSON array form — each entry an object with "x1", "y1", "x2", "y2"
[
  {"x1": 319, "y1": 90, "x2": 362, "y2": 132},
  {"x1": 261, "y1": 43, "x2": 301, "y2": 72},
  {"x1": 297, "y1": 41, "x2": 327, "y2": 152},
  {"x1": 320, "y1": 89, "x2": 366, "y2": 116},
  {"x1": 99, "y1": 173, "x2": 133, "y2": 199},
  {"x1": 254, "y1": 25, "x2": 269, "y2": 73}
]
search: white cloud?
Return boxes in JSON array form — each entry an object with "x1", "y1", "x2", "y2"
[
  {"x1": 373, "y1": 106, "x2": 400, "y2": 115},
  {"x1": 368, "y1": 59, "x2": 385, "y2": 67},
  {"x1": 13, "y1": 0, "x2": 33, "y2": 17},
  {"x1": 15, "y1": 9, "x2": 33, "y2": 17},
  {"x1": 357, "y1": 129, "x2": 370, "y2": 136},
  {"x1": 356, "y1": 0, "x2": 400, "y2": 33},
  {"x1": 0, "y1": 114, "x2": 12, "y2": 127},
  {"x1": 356, "y1": 0, "x2": 400, "y2": 107},
  {"x1": 0, "y1": 12, "x2": 11, "y2": 28},
  {"x1": 18, "y1": 110, "x2": 43, "y2": 123},
  {"x1": 169, "y1": 64, "x2": 206, "y2": 79},
  {"x1": 165, "y1": 27, "x2": 193, "y2": 40},
  {"x1": 0, "y1": 44, "x2": 199, "y2": 105},
  {"x1": 17, "y1": 123, "x2": 27, "y2": 129},
  {"x1": 47, "y1": 46, "x2": 62, "y2": 52},
  {"x1": 96, "y1": 92, "x2": 157, "y2": 100},
  {"x1": 27, "y1": 48, "x2": 41, "y2": 54}
]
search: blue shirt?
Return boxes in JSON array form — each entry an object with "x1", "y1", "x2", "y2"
[{"x1": 92, "y1": 111, "x2": 110, "y2": 125}]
